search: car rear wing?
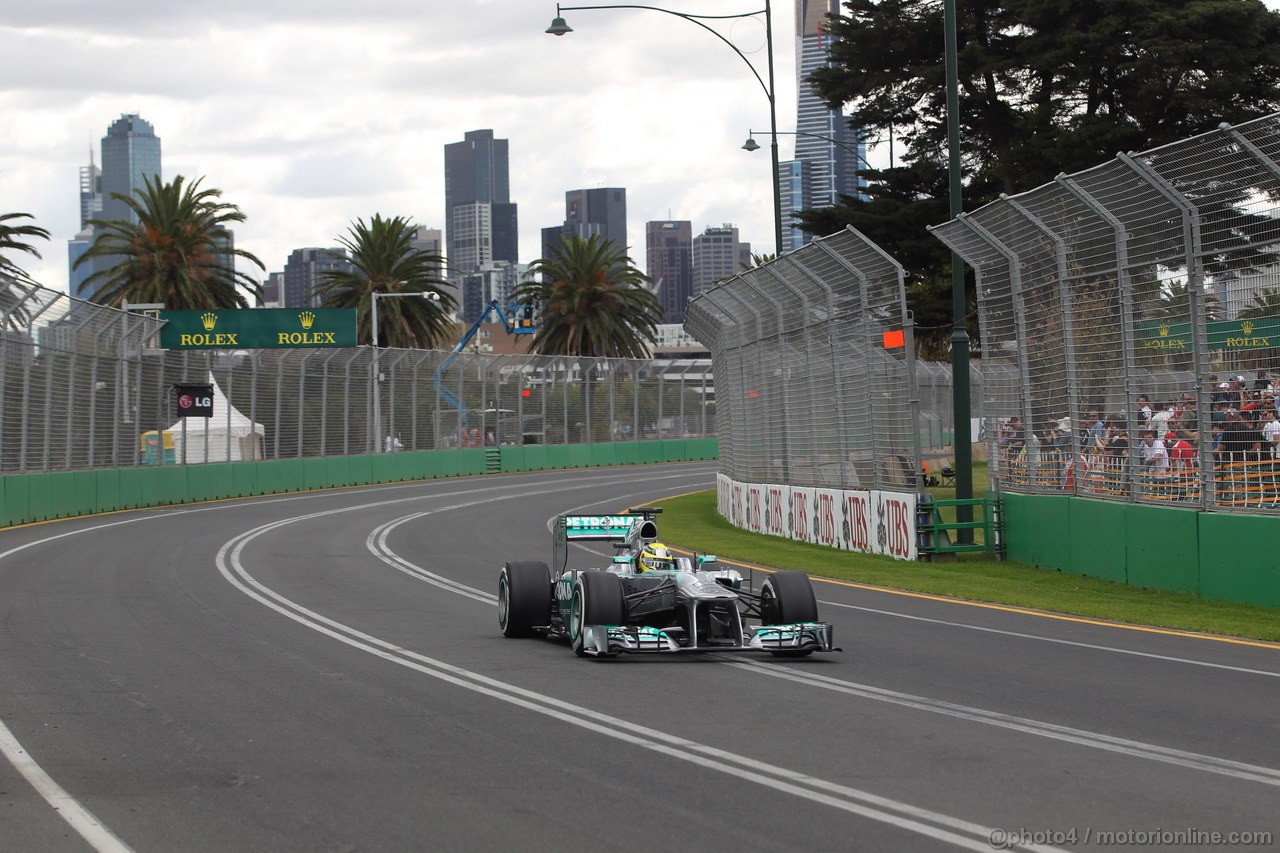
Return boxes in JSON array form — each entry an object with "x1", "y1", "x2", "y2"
[{"x1": 552, "y1": 508, "x2": 659, "y2": 574}]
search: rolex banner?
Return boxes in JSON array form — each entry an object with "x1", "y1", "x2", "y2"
[
  {"x1": 717, "y1": 473, "x2": 917, "y2": 561},
  {"x1": 159, "y1": 309, "x2": 357, "y2": 350}
]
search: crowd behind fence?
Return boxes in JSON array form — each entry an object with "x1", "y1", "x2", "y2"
[
  {"x1": 931, "y1": 112, "x2": 1280, "y2": 513},
  {"x1": 0, "y1": 273, "x2": 716, "y2": 474},
  {"x1": 685, "y1": 227, "x2": 922, "y2": 493}
]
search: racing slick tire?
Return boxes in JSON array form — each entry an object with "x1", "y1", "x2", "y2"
[
  {"x1": 569, "y1": 571, "x2": 625, "y2": 658},
  {"x1": 760, "y1": 570, "x2": 819, "y2": 657},
  {"x1": 499, "y1": 561, "x2": 552, "y2": 638}
]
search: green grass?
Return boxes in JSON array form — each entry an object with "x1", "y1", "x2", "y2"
[{"x1": 658, "y1": 489, "x2": 1280, "y2": 644}]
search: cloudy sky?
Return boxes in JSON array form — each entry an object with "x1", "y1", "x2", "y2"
[{"x1": 1, "y1": 0, "x2": 831, "y2": 293}]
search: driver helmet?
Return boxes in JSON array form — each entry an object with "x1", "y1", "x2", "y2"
[{"x1": 639, "y1": 542, "x2": 674, "y2": 571}]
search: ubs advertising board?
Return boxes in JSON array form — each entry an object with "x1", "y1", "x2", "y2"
[
  {"x1": 717, "y1": 473, "x2": 918, "y2": 561},
  {"x1": 159, "y1": 309, "x2": 357, "y2": 349}
]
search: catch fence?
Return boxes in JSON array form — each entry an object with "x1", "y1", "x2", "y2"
[
  {"x1": 0, "y1": 273, "x2": 714, "y2": 473},
  {"x1": 685, "y1": 226, "x2": 921, "y2": 492},
  {"x1": 930, "y1": 113, "x2": 1280, "y2": 512}
]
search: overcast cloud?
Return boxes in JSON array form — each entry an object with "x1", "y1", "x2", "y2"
[
  {"x1": 12, "y1": 2, "x2": 1271, "y2": 295},
  {"x1": 1, "y1": 0, "x2": 816, "y2": 292}
]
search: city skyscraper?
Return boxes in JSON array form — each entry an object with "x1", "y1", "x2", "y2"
[
  {"x1": 564, "y1": 188, "x2": 627, "y2": 252},
  {"x1": 68, "y1": 113, "x2": 162, "y2": 301},
  {"x1": 281, "y1": 248, "x2": 351, "y2": 309},
  {"x1": 444, "y1": 130, "x2": 518, "y2": 282},
  {"x1": 692, "y1": 225, "x2": 750, "y2": 298},
  {"x1": 779, "y1": 0, "x2": 864, "y2": 253},
  {"x1": 100, "y1": 114, "x2": 162, "y2": 226},
  {"x1": 645, "y1": 220, "x2": 693, "y2": 325}
]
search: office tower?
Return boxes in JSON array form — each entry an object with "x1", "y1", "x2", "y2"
[
  {"x1": 282, "y1": 248, "x2": 351, "y2": 309},
  {"x1": 444, "y1": 130, "x2": 518, "y2": 282},
  {"x1": 100, "y1": 114, "x2": 162, "y2": 225},
  {"x1": 692, "y1": 225, "x2": 750, "y2": 298},
  {"x1": 563, "y1": 188, "x2": 628, "y2": 253},
  {"x1": 262, "y1": 272, "x2": 285, "y2": 308},
  {"x1": 458, "y1": 261, "x2": 528, "y2": 326},
  {"x1": 79, "y1": 148, "x2": 102, "y2": 228},
  {"x1": 69, "y1": 114, "x2": 162, "y2": 301},
  {"x1": 645, "y1": 221, "x2": 693, "y2": 325},
  {"x1": 779, "y1": 0, "x2": 865, "y2": 253}
]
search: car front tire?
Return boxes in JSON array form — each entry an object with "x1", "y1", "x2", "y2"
[
  {"x1": 499, "y1": 561, "x2": 552, "y2": 638},
  {"x1": 569, "y1": 571, "x2": 625, "y2": 658}
]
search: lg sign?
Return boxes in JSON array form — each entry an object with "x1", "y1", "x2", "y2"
[{"x1": 173, "y1": 383, "x2": 214, "y2": 418}]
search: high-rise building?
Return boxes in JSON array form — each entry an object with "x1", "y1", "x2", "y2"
[
  {"x1": 458, "y1": 261, "x2": 528, "y2": 326},
  {"x1": 444, "y1": 130, "x2": 518, "y2": 282},
  {"x1": 563, "y1": 188, "x2": 628, "y2": 253},
  {"x1": 646, "y1": 220, "x2": 693, "y2": 325},
  {"x1": 281, "y1": 248, "x2": 351, "y2": 309},
  {"x1": 100, "y1": 114, "x2": 162, "y2": 226},
  {"x1": 692, "y1": 225, "x2": 750, "y2": 298},
  {"x1": 779, "y1": 1, "x2": 865, "y2": 253},
  {"x1": 68, "y1": 114, "x2": 162, "y2": 301}
]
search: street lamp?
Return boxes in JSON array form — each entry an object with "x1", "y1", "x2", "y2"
[
  {"x1": 546, "y1": 2, "x2": 783, "y2": 256},
  {"x1": 371, "y1": 289, "x2": 440, "y2": 452}
]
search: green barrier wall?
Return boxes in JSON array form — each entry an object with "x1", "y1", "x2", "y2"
[
  {"x1": 1002, "y1": 493, "x2": 1278, "y2": 608},
  {"x1": 0, "y1": 438, "x2": 718, "y2": 531}
]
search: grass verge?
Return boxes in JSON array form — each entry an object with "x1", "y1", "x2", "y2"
[{"x1": 658, "y1": 489, "x2": 1280, "y2": 644}]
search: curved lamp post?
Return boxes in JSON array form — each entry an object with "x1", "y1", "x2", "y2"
[
  {"x1": 546, "y1": 3, "x2": 783, "y2": 256},
  {"x1": 371, "y1": 290, "x2": 439, "y2": 452}
]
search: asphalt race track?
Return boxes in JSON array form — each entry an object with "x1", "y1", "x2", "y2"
[{"x1": 1, "y1": 462, "x2": 1277, "y2": 852}]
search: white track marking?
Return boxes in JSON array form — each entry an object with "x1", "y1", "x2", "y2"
[
  {"x1": 220, "y1": 516, "x2": 1058, "y2": 852},
  {"x1": 0, "y1": 718, "x2": 135, "y2": 853},
  {"x1": 822, "y1": 600, "x2": 1280, "y2": 678},
  {"x1": 365, "y1": 505, "x2": 1280, "y2": 789},
  {"x1": 0, "y1": 467, "x2": 712, "y2": 852}
]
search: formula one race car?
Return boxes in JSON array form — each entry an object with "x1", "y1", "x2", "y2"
[{"x1": 497, "y1": 507, "x2": 838, "y2": 658}]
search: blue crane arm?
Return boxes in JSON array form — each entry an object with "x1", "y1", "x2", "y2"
[{"x1": 432, "y1": 300, "x2": 536, "y2": 428}]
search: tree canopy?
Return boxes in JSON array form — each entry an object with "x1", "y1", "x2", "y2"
[
  {"x1": 513, "y1": 234, "x2": 660, "y2": 359},
  {"x1": 76, "y1": 175, "x2": 264, "y2": 309},
  {"x1": 314, "y1": 214, "x2": 456, "y2": 349},
  {"x1": 0, "y1": 212, "x2": 51, "y2": 279},
  {"x1": 800, "y1": 0, "x2": 1280, "y2": 354}
]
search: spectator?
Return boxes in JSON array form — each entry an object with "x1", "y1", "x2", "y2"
[
  {"x1": 384, "y1": 434, "x2": 404, "y2": 452},
  {"x1": 1263, "y1": 409, "x2": 1280, "y2": 459},
  {"x1": 1139, "y1": 429, "x2": 1169, "y2": 472},
  {"x1": 1166, "y1": 430, "x2": 1195, "y2": 469},
  {"x1": 1220, "y1": 408, "x2": 1258, "y2": 463},
  {"x1": 1255, "y1": 368, "x2": 1270, "y2": 391},
  {"x1": 1137, "y1": 395, "x2": 1153, "y2": 428},
  {"x1": 1054, "y1": 416, "x2": 1072, "y2": 457},
  {"x1": 1150, "y1": 401, "x2": 1177, "y2": 433},
  {"x1": 1104, "y1": 420, "x2": 1130, "y2": 490}
]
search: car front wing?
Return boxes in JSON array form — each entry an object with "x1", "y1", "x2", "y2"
[{"x1": 575, "y1": 622, "x2": 838, "y2": 657}]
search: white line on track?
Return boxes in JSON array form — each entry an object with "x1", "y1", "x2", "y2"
[
  {"x1": 0, "y1": 466, "x2": 713, "y2": 853},
  {"x1": 220, "y1": 506, "x2": 1059, "y2": 852},
  {"x1": 0, "y1": 718, "x2": 135, "y2": 853},
  {"x1": 365, "y1": 504, "x2": 1280, "y2": 789},
  {"x1": 821, "y1": 600, "x2": 1280, "y2": 678}
]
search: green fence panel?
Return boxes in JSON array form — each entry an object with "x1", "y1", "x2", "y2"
[
  {"x1": 685, "y1": 437, "x2": 719, "y2": 459},
  {"x1": 1126, "y1": 502, "x2": 1199, "y2": 594},
  {"x1": 255, "y1": 459, "x2": 306, "y2": 495},
  {"x1": 95, "y1": 469, "x2": 122, "y2": 513},
  {"x1": 566, "y1": 444, "x2": 594, "y2": 468},
  {"x1": 150, "y1": 465, "x2": 191, "y2": 507},
  {"x1": 305, "y1": 456, "x2": 348, "y2": 491},
  {"x1": 232, "y1": 461, "x2": 260, "y2": 497},
  {"x1": 518, "y1": 445, "x2": 549, "y2": 472},
  {"x1": 1199, "y1": 513, "x2": 1280, "y2": 608},
  {"x1": 540, "y1": 445, "x2": 572, "y2": 470},
  {"x1": 1002, "y1": 493, "x2": 1072, "y2": 569},
  {"x1": 498, "y1": 446, "x2": 527, "y2": 473},
  {"x1": 185, "y1": 464, "x2": 236, "y2": 503},
  {"x1": 610, "y1": 441, "x2": 640, "y2": 466},
  {"x1": 69, "y1": 471, "x2": 99, "y2": 517},
  {"x1": 1065, "y1": 498, "x2": 1128, "y2": 584},
  {"x1": 118, "y1": 467, "x2": 148, "y2": 510},
  {"x1": 661, "y1": 441, "x2": 686, "y2": 462},
  {"x1": 27, "y1": 471, "x2": 53, "y2": 520},
  {"x1": 636, "y1": 441, "x2": 666, "y2": 464},
  {"x1": 1, "y1": 475, "x2": 31, "y2": 525}
]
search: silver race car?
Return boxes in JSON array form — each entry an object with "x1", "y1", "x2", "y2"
[{"x1": 498, "y1": 507, "x2": 839, "y2": 658}]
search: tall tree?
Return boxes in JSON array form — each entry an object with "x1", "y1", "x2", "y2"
[
  {"x1": 315, "y1": 214, "x2": 456, "y2": 348},
  {"x1": 0, "y1": 212, "x2": 51, "y2": 279},
  {"x1": 801, "y1": 0, "x2": 1280, "y2": 352},
  {"x1": 75, "y1": 175, "x2": 264, "y2": 309},
  {"x1": 513, "y1": 234, "x2": 660, "y2": 358}
]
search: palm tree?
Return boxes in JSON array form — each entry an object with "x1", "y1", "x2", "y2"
[
  {"x1": 314, "y1": 214, "x2": 456, "y2": 348},
  {"x1": 1236, "y1": 287, "x2": 1280, "y2": 319},
  {"x1": 513, "y1": 234, "x2": 660, "y2": 358},
  {"x1": 0, "y1": 212, "x2": 51, "y2": 278},
  {"x1": 75, "y1": 175, "x2": 264, "y2": 309}
]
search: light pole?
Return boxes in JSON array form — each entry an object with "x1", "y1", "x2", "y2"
[
  {"x1": 742, "y1": 127, "x2": 871, "y2": 204},
  {"x1": 546, "y1": 2, "x2": 783, "y2": 256},
  {"x1": 944, "y1": 0, "x2": 974, "y2": 532},
  {"x1": 371, "y1": 290, "x2": 439, "y2": 452}
]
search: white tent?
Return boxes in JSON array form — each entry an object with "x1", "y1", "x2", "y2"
[{"x1": 169, "y1": 375, "x2": 265, "y2": 463}]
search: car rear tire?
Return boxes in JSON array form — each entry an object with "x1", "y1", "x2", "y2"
[
  {"x1": 570, "y1": 571, "x2": 625, "y2": 658},
  {"x1": 760, "y1": 570, "x2": 819, "y2": 657},
  {"x1": 499, "y1": 561, "x2": 552, "y2": 638}
]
